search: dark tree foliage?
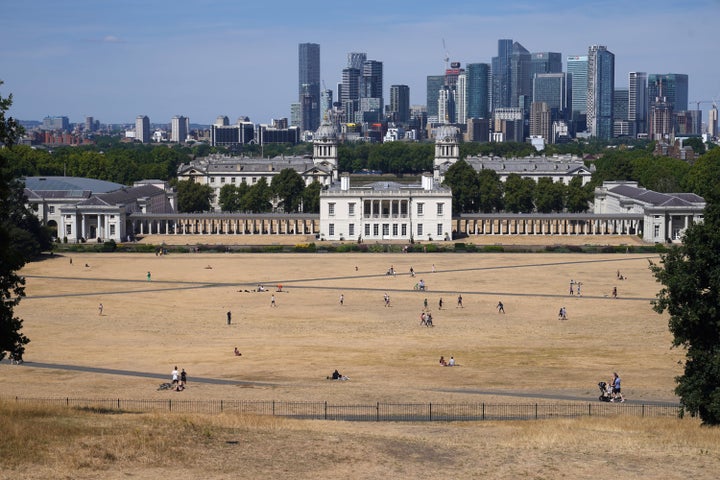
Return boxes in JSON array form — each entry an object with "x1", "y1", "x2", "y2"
[
  {"x1": 477, "y1": 169, "x2": 504, "y2": 213},
  {"x1": 683, "y1": 149, "x2": 720, "y2": 200},
  {"x1": 534, "y1": 177, "x2": 565, "y2": 213},
  {"x1": 650, "y1": 197, "x2": 720, "y2": 425},
  {"x1": 175, "y1": 180, "x2": 213, "y2": 213},
  {"x1": 503, "y1": 174, "x2": 535, "y2": 213},
  {"x1": 218, "y1": 184, "x2": 242, "y2": 212},
  {"x1": 1, "y1": 82, "x2": 52, "y2": 361},
  {"x1": 302, "y1": 180, "x2": 322, "y2": 214},
  {"x1": 565, "y1": 176, "x2": 593, "y2": 213},
  {"x1": 442, "y1": 160, "x2": 480, "y2": 213},
  {"x1": 271, "y1": 168, "x2": 306, "y2": 212},
  {"x1": 241, "y1": 177, "x2": 272, "y2": 213}
]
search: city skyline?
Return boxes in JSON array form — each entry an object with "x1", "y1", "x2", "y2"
[{"x1": 2, "y1": 0, "x2": 718, "y2": 125}]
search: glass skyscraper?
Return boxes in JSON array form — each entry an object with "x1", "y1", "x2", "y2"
[
  {"x1": 389, "y1": 85, "x2": 410, "y2": 123},
  {"x1": 648, "y1": 73, "x2": 689, "y2": 113},
  {"x1": 587, "y1": 45, "x2": 615, "y2": 140},
  {"x1": 491, "y1": 39, "x2": 513, "y2": 110},
  {"x1": 629, "y1": 72, "x2": 648, "y2": 135},
  {"x1": 533, "y1": 73, "x2": 567, "y2": 116},
  {"x1": 466, "y1": 63, "x2": 491, "y2": 120},
  {"x1": 426, "y1": 75, "x2": 445, "y2": 122},
  {"x1": 566, "y1": 55, "x2": 588, "y2": 118},
  {"x1": 298, "y1": 43, "x2": 320, "y2": 132}
]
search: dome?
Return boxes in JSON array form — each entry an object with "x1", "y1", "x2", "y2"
[
  {"x1": 435, "y1": 125, "x2": 460, "y2": 143},
  {"x1": 315, "y1": 122, "x2": 338, "y2": 141}
]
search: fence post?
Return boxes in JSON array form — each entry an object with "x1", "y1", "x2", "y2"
[
  {"x1": 429, "y1": 402, "x2": 432, "y2": 422},
  {"x1": 642, "y1": 404, "x2": 645, "y2": 417},
  {"x1": 66, "y1": 397, "x2": 69, "y2": 407},
  {"x1": 588, "y1": 403, "x2": 591, "y2": 416},
  {"x1": 169, "y1": 399, "x2": 172, "y2": 411},
  {"x1": 117, "y1": 398, "x2": 120, "y2": 410},
  {"x1": 324, "y1": 401, "x2": 327, "y2": 420},
  {"x1": 482, "y1": 403, "x2": 485, "y2": 421},
  {"x1": 376, "y1": 402, "x2": 380, "y2": 422},
  {"x1": 221, "y1": 400, "x2": 223, "y2": 413},
  {"x1": 272, "y1": 400, "x2": 275, "y2": 416}
]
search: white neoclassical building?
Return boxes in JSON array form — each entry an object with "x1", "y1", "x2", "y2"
[
  {"x1": 177, "y1": 123, "x2": 340, "y2": 211},
  {"x1": 594, "y1": 181, "x2": 705, "y2": 243},
  {"x1": 24, "y1": 177, "x2": 176, "y2": 242},
  {"x1": 432, "y1": 124, "x2": 595, "y2": 185},
  {"x1": 319, "y1": 173, "x2": 453, "y2": 242}
]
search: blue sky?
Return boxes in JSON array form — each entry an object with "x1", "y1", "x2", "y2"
[{"x1": 2, "y1": 0, "x2": 719, "y2": 125}]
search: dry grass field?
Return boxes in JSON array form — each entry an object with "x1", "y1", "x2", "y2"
[{"x1": 2, "y1": 239, "x2": 719, "y2": 478}]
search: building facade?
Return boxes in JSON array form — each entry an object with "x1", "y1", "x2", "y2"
[
  {"x1": 298, "y1": 43, "x2": 321, "y2": 132},
  {"x1": 135, "y1": 115, "x2": 150, "y2": 143},
  {"x1": 319, "y1": 174, "x2": 453, "y2": 242},
  {"x1": 628, "y1": 72, "x2": 648, "y2": 136},
  {"x1": 587, "y1": 45, "x2": 615, "y2": 140},
  {"x1": 171, "y1": 115, "x2": 189, "y2": 143},
  {"x1": 389, "y1": 84, "x2": 410, "y2": 123}
]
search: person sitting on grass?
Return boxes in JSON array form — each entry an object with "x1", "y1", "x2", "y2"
[
  {"x1": 234, "y1": 347, "x2": 242, "y2": 356},
  {"x1": 439, "y1": 356, "x2": 447, "y2": 366}
]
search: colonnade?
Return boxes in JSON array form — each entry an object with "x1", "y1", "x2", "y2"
[
  {"x1": 456, "y1": 214, "x2": 643, "y2": 236},
  {"x1": 130, "y1": 214, "x2": 319, "y2": 237}
]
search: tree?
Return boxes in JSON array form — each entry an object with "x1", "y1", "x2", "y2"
[
  {"x1": 1, "y1": 81, "x2": 52, "y2": 361},
  {"x1": 477, "y1": 169, "x2": 504, "y2": 213},
  {"x1": 565, "y1": 176, "x2": 593, "y2": 213},
  {"x1": 271, "y1": 168, "x2": 305, "y2": 212},
  {"x1": 302, "y1": 180, "x2": 322, "y2": 213},
  {"x1": 650, "y1": 197, "x2": 720, "y2": 424},
  {"x1": 175, "y1": 180, "x2": 213, "y2": 212},
  {"x1": 503, "y1": 174, "x2": 535, "y2": 213},
  {"x1": 534, "y1": 177, "x2": 565, "y2": 213},
  {"x1": 241, "y1": 177, "x2": 272, "y2": 213},
  {"x1": 218, "y1": 184, "x2": 241, "y2": 212},
  {"x1": 442, "y1": 160, "x2": 480, "y2": 213}
]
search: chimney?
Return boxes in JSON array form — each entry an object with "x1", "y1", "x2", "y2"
[
  {"x1": 341, "y1": 173, "x2": 350, "y2": 191},
  {"x1": 422, "y1": 172, "x2": 433, "y2": 191}
]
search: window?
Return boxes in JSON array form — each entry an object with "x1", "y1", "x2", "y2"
[
  {"x1": 392, "y1": 224, "x2": 398, "y2": 236},
  {"x1": 417, "y1": 203, "x2": 424, "y2": 216},
  {"x1": 252, "y1": 177, "x2": 257, "y2": 184},
  {"x1": 328, "y1": 203, "x2": 335, "y2": 216},
  {"x1": 401, "y1": 224, "x2": 407, "y2": 236},
  {"x1": 417, "y1": 224, "x2": 423, "y2": 236},
  {"x1": 48, "y1": 206, "x2": 55, "y2": 214},
  {"x1": 373, "y1": 224, "x2": 379, "y2": 236},
  {"x1": 437, "y1": 224, "x2": 443, "y2": 236},
  {"x1": 349, "y1": 224, "x2": 355, "y2": 237},
  {"x1": 210, "y1": 177, "x2": 216, "y2": 183},
  {"x1": 221, "y1": 177, "x2": 226, "y2": 184},
  {"x1": 241, "y1": 178, "x2": 247, "y2": 184},
  {"x1": 231, "y1": 177, "x2": 236, "y2": 183},
  {"x1": 437, "y1": 203, "x2": 444, "y2": 216},
  {"x1": 654, "y1": 225, "x2": 660, "y2": 237},
  {"x1": 66, "y1": 224, "x2": 72, "y2": 235},
  {"x1": 348, "y1": 203, "x2": 355, "y2": 216},
  {"x1": 365, "y1": 224, "x2": 371, "y2": 236},
  {"x1": 382, "y1": 224, "x2": 389, "y2": 236},
  {"x1": 329, "y1": 224, "x2": 335, "y2": 236},
  {"x1": 110, "y1": 225, "x2": 116, "y2": 236}
]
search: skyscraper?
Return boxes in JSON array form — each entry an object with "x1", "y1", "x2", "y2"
[
  {"x1": 341, "y1": 67, "x2": 360, "y2": 118},
  {"x1": 171, "y1": 115, "x2": 189, "y2": 143},
  {"x1": 135, "y1": 115, "x2": 150, "y2": 143},
  {"x1": 510, "y1": 42, "x2": 532, "y2": 109},
  {"x1": 648, "y1": 74, "x2": 689, "y2": 113},
  {"x1": 426, "y1": 75, "x2": 445, "y2": 123},
  {"x1": 456, "y1": 73, "x2": 467, "y2": 124},
  {"x1": 298, "y1": 43, "x2": 321, "y2": 132},
  {"x1": 709, "y1": 104, "x2": 719, "y2": 138},
  {"x1": 320, "y1": 89, "x2": 333, "y2": 122},
  {"x1": 530, "y1": 52, "x2": 563, "y2": 76},
  {"x1": 466, "y1": 63, "x2": 491, "y2": 120},
  {"x1": 533, "y1": 73, "x2": 567, "y2": 116},
  {"x1": 587, "y1": 45, "x2": 614, "y2": 140},
  {"x1": 566, "y1": 55, "x2": 588, "y2": 121},
  {"x1": 361, "y1": 59, "x2": 383, "y2": 119},
  {"x1": 628, "y1": 72, "x2": 648, "y2": 136},
  {"x1": 491, "y1": 39, "x2": 513, "y2": 111},
  {"x1": 389, "y1": 85, "x2": 410, "y2": 123}
]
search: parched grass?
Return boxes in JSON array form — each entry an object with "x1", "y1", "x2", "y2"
[{"x1": 2, "y1": 400, "x2": 720, "y2": 480}]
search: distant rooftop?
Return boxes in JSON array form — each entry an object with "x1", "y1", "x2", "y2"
[{"x1": 23, "y1": 176, "x2": 125, "y2": 193}]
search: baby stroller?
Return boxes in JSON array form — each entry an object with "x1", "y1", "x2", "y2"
[{"x1": 598, "y1": 381, "x2": 613, "y2": 402}]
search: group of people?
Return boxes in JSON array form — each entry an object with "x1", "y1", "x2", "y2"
[
  {"x1": 328, "y1": 369, "x2": 349, "y2": 381},
  {"x1": 558, "y1": 306, "x2": 568, "y2": 320},
  {"x1": 439, "y1": 356, "x2": 456, "y2": 367},
  {"x1": 419, "y1": 311, "x2": 434, "y2": 327},
  {"x1": 171, "y1": 366, "x2": 187, "y2": 391}
]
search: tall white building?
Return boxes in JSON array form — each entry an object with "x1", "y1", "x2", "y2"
[
  {"x1": 456, "y1": 72, "x2": 467, "y2": 124},
  {"x1": 171, "y1": 115, "x2": 189, "y2": 143}
]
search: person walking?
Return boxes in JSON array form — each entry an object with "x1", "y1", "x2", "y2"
[
  {"x1": 98, "y1": 303, "x2": 103, "y2": 316},
  {"x1": 611, "y1": 372, "x2": 624, "y2": 402},
  {"x1": 180, "y1": 368, "x2": 187, "y2": 387},
  {"x1": 147, "y1": 271, "x2": 152, "y2": 282},
  {"x1": 438, "y1": 297, "x2": 443, "y2": 310},
  {"x1": 457, "y1": 294, "x2": 463, "y2": 308},
  {"x1": 423, "y1": 298, "x2": 428, "y2": 310},
  {"x1": 171, "y1": 366, "x2": 179, "y2": 385},
  {"x1": 270, "y1": 294, "x2": 277, "y2": 307},
  {"x1": 227, "y1": 310, "x2": 232, "y2": 325},
  {"x1": 497, "y1": 301, "x2": 505, "y2": 314},
  {"x1": 339, "y1": 293, "x2": 344, "y2": 306}
]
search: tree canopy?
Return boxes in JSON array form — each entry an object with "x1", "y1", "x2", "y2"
[
  {"x1": 1, "y1": 81, "x2": 52, "y2": 361},
  {"x1": 175, "y1": 180, "x2": 213, "y2": 213},
  {"x1": 271, "y1": 168, "x2": 305, "y2": 213},
  {"x1": 650, "y1": 198, "x2": 720, "y2": 425}
]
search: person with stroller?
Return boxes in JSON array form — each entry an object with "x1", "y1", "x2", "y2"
[{"x1": 611, "y1": 372, "x2": 624, "y2": 402}]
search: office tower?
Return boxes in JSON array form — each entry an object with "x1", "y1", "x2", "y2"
[
  {"x1": 215, "y1": 115, "x2": 230, "y2": 126},
  {"x1": 533, "y1": 73, "x2": 567, "y2": 117},
  {"x1": 360, "y1": 59, "x2": 383, "y2": 122},
  {"x1": 613, "y1": 89, "x2": 628, "y2": 121},
  {"x1": 456, "y1": 73, "x2": 467, "y2": 124},
  {"x1": 567, "y1": 55, "x2": 588, "y2": 124},
  {"x1": 628, "y1": 72, "x2": 648, "y2": 136},
  {"x1": 510, "y1": 42, "x2": 532, "y2": 109},
  {"x1": 341, "y1": 67, "x2": 360, "y2": 118},
  {"x1": 491, "y1": 39, "x2": 513, "y2": 110},
  {"x1": 530, "y1": 102, "x2": 552, "y2": 142},
  {"x1": 347, "y1": 52, "x2": 367, "y2": 70},
  {"x1": 298, "y1": 43, "x2": 321, "y2": 132},
  {"x1": 426, "y1": 75, "x2": 445, "y2": 123},
  {"x1": 290, "y1": 103, "x2": 302, "y2": 128},
  {"x1": 320, "y1": 89, "x2": 333, "y2": 122},
  {"x1": 466, "y1": 63, "x2": 491, "y2": 120},
  {"x1": 648, "y1": 74, "x2": 689, "y2": 113},
  {"x1": 649, "y1": 91, "x2": 673, "y2": 140},
  {"x1": 530, "y1": 52, "x2": 562, "y2": 76},
  {"x1": 674, "y1": 110, "x2": 702, "y2": 136},
  {"x1": 587, "y1": 45, "x2": 614, "y2": 140},
  {"x1": 135, "y1": 115, "x2": 150, "y2": 143},
  {"x1": 709, "y1": 104, "x2": 718, "y2": 137},
  {"x1": 42, "y1": 116, "x2": 70, "y2": 131},
  {"x1": 438, "y1": 85, "x2": 455, "y2": 124},
  {"x1": 390, "y1": 85, "x2": 410, "y2": 123},
  {"x1": 171, "y1": 115, "x2": 189, "y2": 143},
  {"x1": 84, "y1": 116, "x2": 94, "y2": 132}
]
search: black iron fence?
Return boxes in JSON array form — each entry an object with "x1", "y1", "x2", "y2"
[{"x1": 2, "y1": 396, "x2": 681, "y2": 422}]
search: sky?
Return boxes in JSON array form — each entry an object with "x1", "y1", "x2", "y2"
[{"x1": 2, "y1": 0, "x2": 719, "y2": 126}]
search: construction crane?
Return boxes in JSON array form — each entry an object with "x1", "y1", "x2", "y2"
[
  {"x1": 442, "y1": 38, "x2": 450, "y2": 71},
  {"x1": 691, "y1": 100, "x2": 716, "y2": 110}
]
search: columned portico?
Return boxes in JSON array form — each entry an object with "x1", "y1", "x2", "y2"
[{"x1": 458, "y1": 213, "x2": 644, "y2": 238}]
